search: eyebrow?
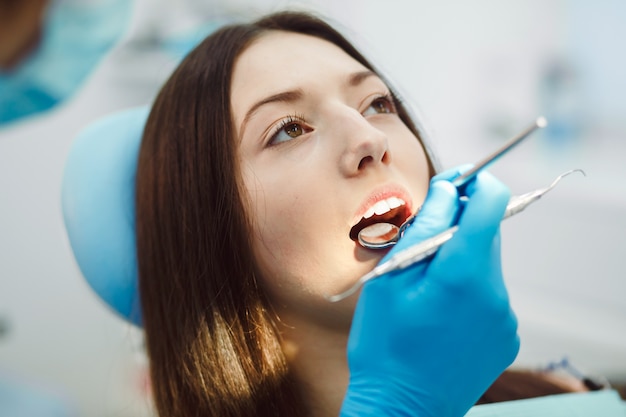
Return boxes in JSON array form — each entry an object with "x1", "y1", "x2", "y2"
[
  {"x1": 241, "y1": 90, "x2": 304, "y2": 135},
  {"x1": 240, "y1": 70, "x2": 378, "y2": 134},
  {"x1": 348, "y1": 70, "x2": 377, "y2": 87}
]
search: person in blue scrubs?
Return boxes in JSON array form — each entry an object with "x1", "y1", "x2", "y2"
[{"x1": 0, "y1": 0, "x2": 130, "y2": 126}]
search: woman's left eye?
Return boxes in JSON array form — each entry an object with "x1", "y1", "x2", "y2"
[{"x1": 363, "y1": 95, "x2": 396, "y2": 116}]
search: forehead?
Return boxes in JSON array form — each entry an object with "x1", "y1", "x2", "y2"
[{"x1": 230, "y1": 31, "x2": 371, "y2": 118}]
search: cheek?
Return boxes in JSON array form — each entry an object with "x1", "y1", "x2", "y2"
[
  {"x1": 390, "y1": 125, "x2": 432, "y2": 190},
  {"x1": 245, "y1": 169, "x2": 306, "y2": 237},
  {"x1": 241, "y1": 164, "x2": 310, "y2": 278},
  {"x1": 240, "y1": 163, "x2": 357, "y2": 310},
  {"x1": 245, "y1": 192, "x2": 320, "y2": 311}
]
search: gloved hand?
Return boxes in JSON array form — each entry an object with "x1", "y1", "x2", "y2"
[{"x1": 341, "y1": 168, "x2": 520, "y2": 417}]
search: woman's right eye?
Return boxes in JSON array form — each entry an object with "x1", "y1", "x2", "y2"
[{"x1": 268, "y1": 116, "x2": 311, "y2": 146}]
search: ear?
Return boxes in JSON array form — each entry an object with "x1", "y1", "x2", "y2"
[{"x1": 62, "y1": 106, "x2": 149, "y2": 326}]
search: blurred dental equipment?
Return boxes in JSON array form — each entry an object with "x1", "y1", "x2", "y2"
[
  {"x1": 330, "y1": 166, "x2": 585, "y2": 301},
  {"x1": 358, "y1": 116, "x2": 548, "y2": 249}
]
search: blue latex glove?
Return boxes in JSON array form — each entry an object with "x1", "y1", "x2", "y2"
[{"x1": 341, "y1": 169, "x2": 520, "y2": 417}]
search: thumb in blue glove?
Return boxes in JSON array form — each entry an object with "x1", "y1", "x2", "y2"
[{"x1": 341, "y1": 169, "x2": 519, "y2": 417}]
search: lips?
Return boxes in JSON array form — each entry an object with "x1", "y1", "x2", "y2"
[{"x1": 350, "y1": 186, "x2": 414, "y2": 242}]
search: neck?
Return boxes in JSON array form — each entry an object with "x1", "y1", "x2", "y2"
[{"x1": 279, "y1": 316, "x2": 350, "y2": 417}]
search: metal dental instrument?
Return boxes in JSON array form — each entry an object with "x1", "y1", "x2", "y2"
[
  {"x1": 358, "y1": 116, "x2": 549, "y2": 250},
  {"x1": 329, "y1": 169, "x2": 585, "y2": 302}
]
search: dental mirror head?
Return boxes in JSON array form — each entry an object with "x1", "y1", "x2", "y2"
[
  {"x1": 358, "y1": 216, "x2": 415, "y2": 249},
  {"x1": 356, "y1": 116, "x2": 547, "y2": 250}
]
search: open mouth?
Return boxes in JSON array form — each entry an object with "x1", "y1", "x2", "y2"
[{"x1": 349, "y1": 197, "x2": 412, "y2": 242}]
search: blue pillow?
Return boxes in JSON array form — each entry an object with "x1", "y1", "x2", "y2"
[{"x1": 62, "y1": 106, "x2": 148, "y2": 326}]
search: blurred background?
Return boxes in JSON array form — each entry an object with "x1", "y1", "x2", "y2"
[{"x1": 1, "y1": 0, "x2": 624, "y2": 415}]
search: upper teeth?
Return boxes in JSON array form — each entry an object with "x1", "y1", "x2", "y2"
[{"x1": 363, "y1": 197, "x2": 405, "y2": 219}]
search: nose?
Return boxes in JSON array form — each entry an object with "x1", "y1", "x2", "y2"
[{"x1": 336, "y1": 109, "x2": 390, "y2": 177}]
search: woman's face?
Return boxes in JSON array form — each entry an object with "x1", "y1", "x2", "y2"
[{"x1": 231, "y1": 31, "x2": 430, "y2": 327}]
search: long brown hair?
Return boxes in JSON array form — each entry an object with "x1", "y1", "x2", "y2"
[{"x1": 136, "y1": 10, "x2": 462, "y2": 417}]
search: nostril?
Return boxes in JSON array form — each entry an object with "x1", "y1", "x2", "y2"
[
  {"x1": 358, "y1": 155, "x2": 374, "y2": 170},
  {"x1": 381, "y1": 150, "x2": 390, "y2": 164}
]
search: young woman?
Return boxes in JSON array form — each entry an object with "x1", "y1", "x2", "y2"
[{"x1": 133, "y1": 11, "x2": 578, "y2": 417}]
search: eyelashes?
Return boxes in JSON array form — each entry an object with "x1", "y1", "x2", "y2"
[
  {"x1": 364, "y1": 93, "x2": 397, "y2": 116},
  {"x1": 265, "y1": 93, "x2": 398, "y2": 147},
  {"x1": 267, "y1": 113, "x2": 310, "y2": 146}
]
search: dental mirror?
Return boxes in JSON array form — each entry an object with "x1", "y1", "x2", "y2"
[{"x1": 357, "y1": 116, "x2": 548, "y2": 250}]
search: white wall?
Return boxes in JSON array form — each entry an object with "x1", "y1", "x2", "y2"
[{"x1": 1, "y1": 1, "x2": 624, "y2": 416}]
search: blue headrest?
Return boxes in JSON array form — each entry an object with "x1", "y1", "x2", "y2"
[{"x1": 62, "y1": 107, "x2": 148, "y2": 326}]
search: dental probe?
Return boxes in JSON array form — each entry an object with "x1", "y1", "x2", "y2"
[
  {"x1": 328, "y1": 169, "x2": 585, "y2": 302},
  {"x1": 358, "y1": 116, "x2": 548, "y2": 249},
  {"x1": 451, "y1": 116, "x2": 547, "y2": 187}
]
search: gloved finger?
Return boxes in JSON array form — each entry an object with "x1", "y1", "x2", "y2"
[
  {"x1": 365, "y1": 179, "x2": 459, "y2": 294},
  {"x1": 431, "y1": 163, "x2": 473, "y2": 183},
  {"x1": 483, "y1": 231, "x2": 510, "y2": 297},
  {"x1": 437, "y1": 170, "x2": 510, "y2": 263}
]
